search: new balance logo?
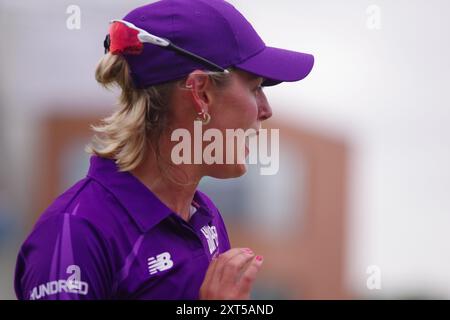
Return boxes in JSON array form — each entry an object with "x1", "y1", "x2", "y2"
[
  {"x1": 147, "y1": 252, "x2": 174, "y2": 275},
  {"x1": 201, "y1": 225, "x2": 219, "y2": 254}
]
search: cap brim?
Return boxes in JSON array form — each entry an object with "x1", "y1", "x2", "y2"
[{"x1": 235, "y1": 46, "x2": 314, "y2": 86}]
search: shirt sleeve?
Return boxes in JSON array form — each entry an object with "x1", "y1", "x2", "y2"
[{"x1": 14, "y1": 213, "x2": 114, "y2": 300}]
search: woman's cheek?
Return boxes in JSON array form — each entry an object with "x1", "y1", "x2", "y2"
[
  {"x1": 233, "y1": 103, "x2": 256, "y2": 129},
  {"x1": 222, "y1": 91, "x2": 258, "y2": 128},
  {"x1": 246, "y1": 98, "x2": 260, "y2": 124}
]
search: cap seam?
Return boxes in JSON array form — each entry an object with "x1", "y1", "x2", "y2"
[{"x1": 198, "y1": 0, "x2": 240, "y2": 60}]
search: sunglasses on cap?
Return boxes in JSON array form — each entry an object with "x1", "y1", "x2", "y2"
[{"x1": 104, "y1": 19, "x2": 229, "y2": 74}]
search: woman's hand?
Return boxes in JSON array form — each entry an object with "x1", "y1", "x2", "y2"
[{"x1": 199, "y1": 247, "x2": 264, "y2": 300}]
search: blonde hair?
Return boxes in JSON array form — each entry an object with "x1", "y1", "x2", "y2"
[{"x1": 85, "y1": 53, "x2": 232, "y2": 173}]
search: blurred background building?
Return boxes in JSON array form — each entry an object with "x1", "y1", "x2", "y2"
[{"x1": 1, "y1": 0, "x2": 450, "y2": 299}]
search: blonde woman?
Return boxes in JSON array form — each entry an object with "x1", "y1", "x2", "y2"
[{"x1": 15, "y1": 0, "x2": 314, "y2": 300}]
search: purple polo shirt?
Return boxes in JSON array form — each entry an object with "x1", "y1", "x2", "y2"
[{"x1": 14, "y1": 155, "x2": 231, "y2": 300}]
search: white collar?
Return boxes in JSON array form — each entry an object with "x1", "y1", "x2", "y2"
[{"x1": 189, "y1": 204, "x2": 197, "y2": 219}]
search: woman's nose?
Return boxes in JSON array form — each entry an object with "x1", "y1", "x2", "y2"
[{"x1": 258, "y1": 92, "x2": 273, "y2": 121}]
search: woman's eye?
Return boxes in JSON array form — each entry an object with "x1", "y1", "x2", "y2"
[{"x1": 254, "y1": 85, "x2": 263, "y2": 93}]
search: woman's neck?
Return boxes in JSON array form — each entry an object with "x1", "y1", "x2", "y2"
[{"x1": 129, "y1": 147, "x2": 202, "y2": 222}]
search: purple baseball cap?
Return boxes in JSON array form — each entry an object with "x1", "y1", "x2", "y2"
[{"x1": 114, "y1": 0, "x2": 314, "y2": 88}]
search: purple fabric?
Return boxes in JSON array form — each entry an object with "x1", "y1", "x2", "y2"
[
  {"x1": 119, "y1": 0, "x2": 314, "y2": 88},
  {"x1": 14, "y1": 155, "x2": 231, "y2": 300}
]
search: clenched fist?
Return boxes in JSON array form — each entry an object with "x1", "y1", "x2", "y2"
[{"x1": 199, "y1": 248, "x2": 264, "y2": 300}]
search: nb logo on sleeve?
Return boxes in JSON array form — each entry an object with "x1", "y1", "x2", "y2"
[{"x1": 147, "y1": 252, "x2": 174, "y2": 275}]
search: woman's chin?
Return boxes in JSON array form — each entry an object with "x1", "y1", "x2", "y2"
[{"x1": 207, "y1": 163, "x2": 248, "y2": 179}]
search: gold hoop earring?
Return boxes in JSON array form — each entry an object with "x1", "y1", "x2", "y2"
[{"x1": 196, "y1": 111, "x2": 211, "y2": 125}]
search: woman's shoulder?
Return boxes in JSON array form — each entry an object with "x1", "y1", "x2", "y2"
[
  {"x1": 15, "y1": 177, "x2": 117, "y2": 300},
  {"x1": 33, "y1": 176, "x2": 125, "y2": 239}
]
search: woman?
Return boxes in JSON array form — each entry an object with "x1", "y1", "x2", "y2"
[{"x1": 14, "y1": 0, "x2": 314, "y2": 300}]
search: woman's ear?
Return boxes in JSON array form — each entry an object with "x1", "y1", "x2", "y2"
[
  {"x1": 186, "y1": 71, "x2": 214, "y2": 104},
  {"x1": 185, "y1": 70, "x2": 213, "y2": 115}
]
